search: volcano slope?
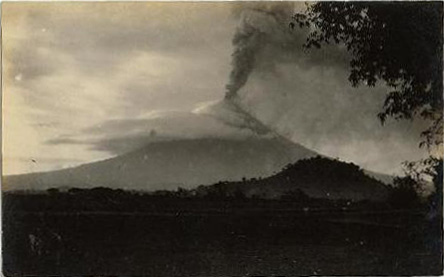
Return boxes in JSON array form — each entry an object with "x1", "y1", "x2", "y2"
[{"x1": 3, "y1": 137, "x2": 318, "y2": 191}]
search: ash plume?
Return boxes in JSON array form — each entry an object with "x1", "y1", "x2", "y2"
[
  {"x1": 225, "y1": 20, "x2": 265, "y2": 100},
  {"x1": 225, "y1": 4, "x2": 295, "y2": 100},
  {"x1": 222, "y1": 3, "x2": 298, "y2": 143}
]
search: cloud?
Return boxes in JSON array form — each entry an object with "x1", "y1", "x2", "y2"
[
  {"x1": 2, "y1": 3, "x2": 236, "y2": 174},
  {"x1": 48, "y1": 102, "x2": 269, "y2": 155}
]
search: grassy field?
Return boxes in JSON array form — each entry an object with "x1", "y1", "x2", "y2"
[{"x1": 3, "y1": 205, "x2": 442, "y2": 276}]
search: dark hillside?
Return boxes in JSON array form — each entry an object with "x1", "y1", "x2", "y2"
[{"x1": 197, "y1": 156, "x2": 389, "y2": 201}]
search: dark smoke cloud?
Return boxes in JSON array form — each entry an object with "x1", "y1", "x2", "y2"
[
  {"x1": 225, "y1": 3, "x2": 350, "y2": 102},
  {"x1": 225, "y1": 3, "x2": 297, "y2": 100},
  {"x1": 225, "y1": 23, "x2": 264, "y2": 99}
]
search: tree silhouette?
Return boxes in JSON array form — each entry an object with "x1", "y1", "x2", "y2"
[
  {"x1": 292, "y1": 2, "x2": 443, "y2": 149},
  {"x1": 292, "y1": 2, "x2": 443, "y2": 207},
  {"x1": 388, "y1": 176, "x2": 422, "y2": 208}
]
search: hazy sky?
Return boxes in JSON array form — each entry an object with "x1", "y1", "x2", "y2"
[{"x1": 3, "y1": 2, "x2": 428, "y2": 175}]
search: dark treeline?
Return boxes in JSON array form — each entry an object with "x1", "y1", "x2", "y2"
[
  {"x1": 3, "y1": 186, "x2": 376, "y2": 214},
  {"x1": 3, "y1": 156, "x2": 434, "y2": 214}
]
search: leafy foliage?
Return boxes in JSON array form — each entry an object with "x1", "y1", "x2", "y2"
[
  {"x1": 292, "y1": 2, "x2": 443, "y2": 148},
  {"x1": 426, "y1": 158, "x2": 443, "y2": 219},
  {"x1": 390, "y1": 157, "x2": 443, "y2": 210},
  {"x1": 388, "y1": 176, "x2": 422, "y2": 208}
]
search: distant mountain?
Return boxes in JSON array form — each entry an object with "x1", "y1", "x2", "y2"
[
  {"x1": 195, "y1": 156, "x2": 389, "y2": 201},
  {"x1": 3, "y1": 137, "x2": 318, "y2": 191}
]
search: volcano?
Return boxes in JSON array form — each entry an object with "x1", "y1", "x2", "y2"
[
  {"x1": 3, "y1": 137, "x2": 317, "y2": 191},
  {"x1": 3, "y1": 100, "x2": 392, "y2": 200}
]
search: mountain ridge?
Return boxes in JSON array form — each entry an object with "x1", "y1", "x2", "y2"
[
  {"x1": 3, "y1": 137, "x2": 316, "y2": 191},
  {"x1": 3, "y1": 137, "x2": 393, "y2": 200}
]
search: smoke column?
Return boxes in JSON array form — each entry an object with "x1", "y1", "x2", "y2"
[
  {"x1": 221, "y1": 3, "x2": 298, "y2": 143},
  {"x1": 225, "y1": 4, "x2": 294, "y2": 100},
  {"x1": 225, "y1": 17, "x2": 265, "y2": 99}
]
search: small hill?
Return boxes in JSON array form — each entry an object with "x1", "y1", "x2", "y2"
[{"x1": 196, "y1": 156, "x2": 389, "y2": 201}]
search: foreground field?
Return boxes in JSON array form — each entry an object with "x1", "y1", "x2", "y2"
[{"x1": 3, "y1": 205, "x2": 442, "y2": 276}]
